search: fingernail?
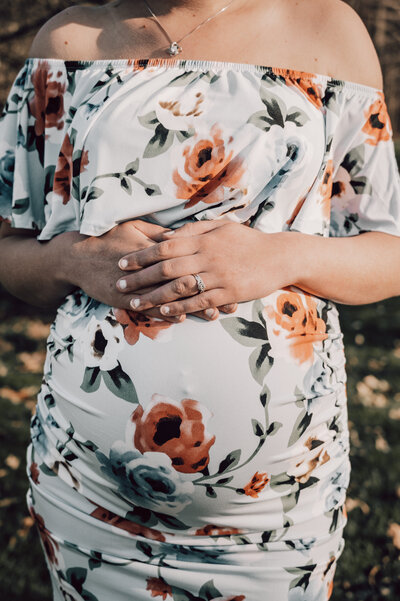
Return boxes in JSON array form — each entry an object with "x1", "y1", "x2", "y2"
[
  {"x1": 119, "y1": 259, "x2": 128, "y2": 269},
  {"x1": 131, "y1": 298, "x2": 141, "y2": 309},
  {"x1": 205, "y1": 308, "x2": 217, "y2": 319},
  {"x1": 164, "y1": 230, "x2": 175, "y2": 236},
  {"x1": 160, "y1": 306, "x2": 170, "y2": 315},
  {"x1": 119, "y1": 279, "x2": 127, "y2": 290},
  {"x1": 173, "y1": 315, "x2": 185, "y2": 322}
]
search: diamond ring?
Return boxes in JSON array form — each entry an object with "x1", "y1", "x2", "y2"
[{"x1": 192, "y1": 273, "x2": 206, "y2": 294}]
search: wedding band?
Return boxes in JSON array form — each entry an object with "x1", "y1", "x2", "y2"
[{"x1": 192, "y1": 273, "x2": 206, "y2": 294}]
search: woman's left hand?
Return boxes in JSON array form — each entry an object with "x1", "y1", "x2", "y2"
[{"x1": 117, "y1": 220, "x2": 297, "y2": 316}]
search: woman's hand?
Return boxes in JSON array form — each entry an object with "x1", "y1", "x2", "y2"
[
  {"x1": 67, "y1": 220, "x2": 237, "y2": 321},
  {"x1": 117, "y1": 220, "x2": 297, "y2": 316}
]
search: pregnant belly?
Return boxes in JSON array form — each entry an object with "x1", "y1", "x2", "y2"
[{"x1": 30, "y1": 287, "x2": 349, "y2": 535}]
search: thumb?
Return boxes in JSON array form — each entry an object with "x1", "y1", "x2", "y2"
[
  {"x1": 162, "y1": 219, "x2": 227, "y2": 239},
  {"x1": 130, "y1": 219, "x2": 171, "y2": 242}
]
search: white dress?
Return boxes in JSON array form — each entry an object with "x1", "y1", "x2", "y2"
[{"x1": 1, "y1": 57, "x2": 400, "y2": 601}]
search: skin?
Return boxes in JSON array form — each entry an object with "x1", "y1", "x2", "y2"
[{"x1": 1, "y1": 0, "x2": 398, "y2": 321}]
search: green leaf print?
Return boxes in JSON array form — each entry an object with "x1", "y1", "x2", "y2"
[
  {"x1": 252, "y1": 418, "x2": 265, "y2": 437},
  {"x1": 154, "y1": 512, "x2": 191, "y2": 530},
  {"x1": 171, "y1": 587, "x2": 199, "y2": 601},
  {"x1": 198, "y1": 580, "x2": 223, "y2": 600},
  {"x1": 288, "y1": 404, "x2": 313, "y2": 447},
  {"x1": 125, "y1": 159, "x2": 139, "y2": 175},
  {"x1": 269, "y1": 472, "x2": 296, "y2": 492},
  {"x1": 205, "y1": 485, "x2": 217, "y2": 498},
  {"x1": 102, "y1": 362, "x2": 138, "y2": 403},
  {"x1": 249, "y1": 342, "x2": 273, "y2": 385},
  {"x1": 86, "y1": 186, "x2": 104, "y2": 202},
  {"x1": 12, "y1": 197, "x2": 29, "y2": 215},
  {"x1": 286, "y1": 108, "x2": 310, "y2": 127},
  {"x1": 249, "y1": 86, "x2": 309, "y2": 133},
  {"x1": 81, "y1": 366, "x2": 101, "y2": 393},
  {"x1": 221, "y1": 301, "x2": 274, "y2": 386},
  {"x1": 217, "y1": 449, "x2": 241, "y2": 474},
  {"x1": 136, "y1": 540, "x2": 153, "y2": 557},
  {"x1": 220, "y1": 316, "x2": 268, "y2": 347},
  {"x1": 282, "y1": 489, "x2": 300, "y2": 513},
  {"x1": 120, "y1": 176, "x2": 132, "y2": 194},
  {"x1": 285, "y1": 562, "x2": 317, "y2": 592},
  {"x1": 138, "y1": 110, "x2": 159, "y2": 129},
  {"x1": 143, "y1": 123, "x2": 175, "y2": 158}
]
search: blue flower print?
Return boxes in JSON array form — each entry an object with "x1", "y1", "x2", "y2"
[{"x1": 96, "y1": 441, "x2": 194, "y2": 514}]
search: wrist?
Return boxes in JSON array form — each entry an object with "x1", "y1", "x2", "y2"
[
  {"x1": 52, "y1": 230, "x2": 88, "y2": 290},
  {"x1": 266, "y1": 231, "x2": 311, "y2": 289}
]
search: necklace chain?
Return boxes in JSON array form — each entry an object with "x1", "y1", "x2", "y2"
[{"x1": 142, "y1": 0, "x2": 240, "y2": 56}]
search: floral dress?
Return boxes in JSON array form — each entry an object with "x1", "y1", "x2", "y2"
[{"x1": 1, "y1": 57, "x2": 400, "y2": 601}]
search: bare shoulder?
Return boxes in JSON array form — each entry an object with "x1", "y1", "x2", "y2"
[
  {"x1": 312, "y1": 0, "x2": 383, "y2": 88},
  {"x1": 28, "y1": 5, "x2": 108, "y2": 60}
]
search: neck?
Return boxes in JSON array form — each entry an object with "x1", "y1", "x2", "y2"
[{"x1": 131, "y1": 0, "x2": 239, "y2": 16}]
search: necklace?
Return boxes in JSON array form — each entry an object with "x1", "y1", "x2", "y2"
[{"x1": 142, "y1": 0, "x2": 240, "y2": 56}]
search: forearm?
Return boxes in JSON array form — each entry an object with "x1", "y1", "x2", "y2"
[
  {"x1": 0, "y1": 231, "x2": 80, "y2": 308},
  {"x1": 287, "y1": 231, "x2": 400, "y2": 304}
]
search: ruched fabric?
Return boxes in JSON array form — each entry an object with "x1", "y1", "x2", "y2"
[{"x1": 1, "y1": 57, "x2": 400, "y2": 601}]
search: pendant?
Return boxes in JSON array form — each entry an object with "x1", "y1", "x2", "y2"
[{"x1": 167, "y1": 41, "x2": 183, "y2": 56}]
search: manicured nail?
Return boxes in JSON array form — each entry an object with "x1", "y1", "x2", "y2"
[
  {"x1": 205, "y1": 308, "x2": 217, "y2": 319},
  {"x1": 160, "y1": 306, "x2": 170, "y2": 315},
  {"x1": 119, "y1": 259, "x2": 128, "y2": 269},
  {"x1": 119, "y1": 279, "x2": 127, "y2": 290},
  {"x1": 130, "y1": 298, "x2": 141, "y2": 309}
]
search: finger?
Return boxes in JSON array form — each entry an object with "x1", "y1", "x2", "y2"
[
  {"x1": 190, "y1": 307, "x2": 220, "y2": 321},
  {"x1": 129, "y1": 272, "x2": 214, "y2": 310},
  {"x1": 131, "y1": 219, "x2": 172, "y2": 242},
  {"x1": 139, "y1": 307, "x2": 186, "y2": 323},
  {"x1": 162, "y1": 219, "x2": 228, "y2": 239},
  {"x1": 119, "y1": 237, "x2": 198, "y2": 271},
  {"x1": 117, "y1": 256, "x2": 203, "y2": 292},
  {"x1": 218, "y1": 303, "x2": 238, "y2": 313},
  {"x1": 156, "y1": 290, "x2": 226, "y2": 317}
]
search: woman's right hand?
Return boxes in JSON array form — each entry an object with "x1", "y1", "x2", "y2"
[{"x1": 65, "y1": 220, "x2": 237, "y2": 322}]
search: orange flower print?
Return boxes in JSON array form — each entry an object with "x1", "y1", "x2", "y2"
[
  {"x1": 242, "y1": 471, "x2": 270, "y2": 498},
  {"x1": 53, "y1": 134, "x2": 89, "y2": 204},
  {"x1": 29, "y1": 60, "x2": 66, "y2": 136},
  {"x1": 195, "y1": 524, "x2": 242, "y2": 536},
  {"x1": 266, "y1": 290, "x2": 328, "y2": 364},
  {"x1": 173, "y1": 123, "x2": 246, "y2": 209},
  {"x1": 362, "y1": 92, "x2": 392, "y2": 146},
  {"x1": 29, "y1": 461, "x2": 40, "y2": 484},
  {"x1": 113, "y1": 309, "x2": 172, "y2": 345},
  {"x1": 327, "y1": 580, "x2": 334, "y2": 600},
  {"x1": 29, "y1": 506, "x2": 59, "y2": 565},
  {"x1": 293, "y1": 436, "x2": 330, "y2": 484},
  {"x1": 318, "y1": 160, "x2": 334, "y2": 220},
  {"x1": 90, "y1": 505, "x2": 166, "y2": 541},
  {"x1": 146, "y1": 577, "x2": 172, "y2": 600},
  {"x1": 131, "y1": 394, "x2": 216, "y2": 473},
  {"x1": 282, "y1": 71, "x2": 323, "y2": 109}
]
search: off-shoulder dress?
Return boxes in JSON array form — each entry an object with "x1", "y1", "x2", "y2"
[{"x1": 1, "y1": 57, "x2": 400, "y2": 601}]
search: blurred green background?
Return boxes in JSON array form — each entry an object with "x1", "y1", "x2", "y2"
[{"x1": 0, "y1": 2, "x2": 399, "y2": 601}]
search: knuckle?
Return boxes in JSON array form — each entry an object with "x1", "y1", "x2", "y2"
[
  {"x1": 172, "y1": 278, "x2": 187, "y2": 296},
  {"x1": 157, "y1": 240, "x2": 172, "y2": 259},
  {"x1": 197, "y1": 295, "x2": 212, "y2": 310},
  {"x1": 160, "y1": 260, "x2": 174, "y2": 278}
]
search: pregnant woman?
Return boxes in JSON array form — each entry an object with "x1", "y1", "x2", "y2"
[{"x1": 1, "y1": 0, "x2": 400, "y2": 599}]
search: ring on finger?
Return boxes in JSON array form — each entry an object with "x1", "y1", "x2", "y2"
[{"x1": 192, "y1": 273, "x2": 206, "y2": 294}]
